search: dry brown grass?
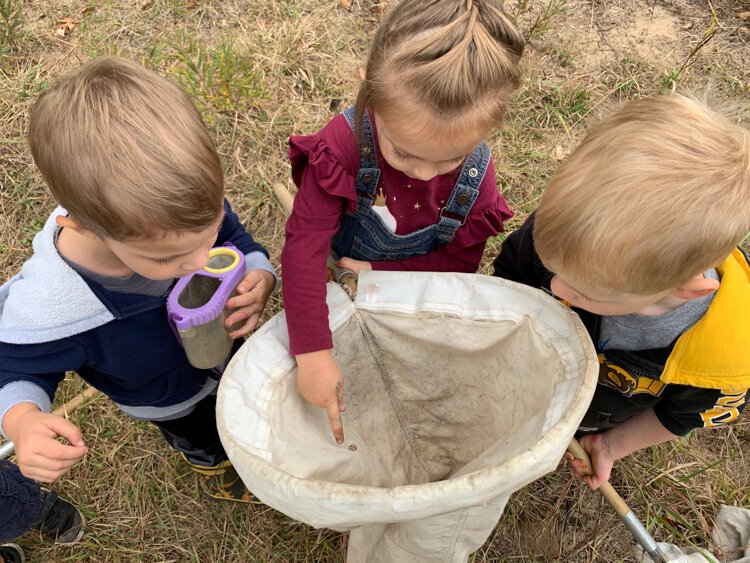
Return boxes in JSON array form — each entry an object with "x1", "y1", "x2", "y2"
[{"x1": 1, "y1": 0, "x2": 749, "y2": 561}]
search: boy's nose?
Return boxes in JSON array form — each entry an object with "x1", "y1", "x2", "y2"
[
  {"x1": 184, "y1": 252, "x2": 210, "y2": 272},
  {"x1": 549, "y1": 276, "x2": 570, "y2": 302}
]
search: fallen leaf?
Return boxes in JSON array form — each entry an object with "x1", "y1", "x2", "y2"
[
  {"x1": 186, "y1": 0, "x2": 198, "y2": 9},
  {"x1": 681, "y1": 22, "x2": 693, "y2": 30},
  {"x1": 340, "y1": 0, "x2": 351, "y2": 10},
  {"x1": 739, "y1": 11, "x2": 750, "y2": 22},
  {"x1": 55, "y1": 17, "x2": 77, "y2": 37}
]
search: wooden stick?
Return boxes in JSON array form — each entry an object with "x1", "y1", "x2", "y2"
[
  {"x1": 272, "y1": 182, "x2": 295, "y2": 216},
  {"x1": 52, "y1": 385, "x2": 100, "y2": 417}
]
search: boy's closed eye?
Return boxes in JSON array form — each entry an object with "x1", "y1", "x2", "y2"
[{"x1": 575, "y1": 291, "x2": 596, "y2": 303}]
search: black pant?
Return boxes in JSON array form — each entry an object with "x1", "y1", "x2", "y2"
[
  {"x1": 150, "y1": 394, "x2": 228, "y2": 468},
  {"x1": 0, "y1": 460, "x2": 42, "y2": 543}
]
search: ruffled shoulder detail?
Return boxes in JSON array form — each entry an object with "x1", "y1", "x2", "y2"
[
  {"x1": 288, "y1": 114, "x2": 360, "y2": 206},
  {"x1": 454, "y1": 201, "x2": 512, "y2": 248}
]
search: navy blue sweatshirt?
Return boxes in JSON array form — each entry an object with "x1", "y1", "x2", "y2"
[{"x1": 0, "y1": 200, "x2": 272, "y2": 430}]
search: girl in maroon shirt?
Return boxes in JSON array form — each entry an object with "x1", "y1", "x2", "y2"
[{"x1": 281, "y1": 0, "x2": 525, "y2": 443}]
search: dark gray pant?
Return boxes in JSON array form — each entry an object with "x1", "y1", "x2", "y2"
[{"x1": 150, "y1": 394, "x2": 228, "y2": 468}]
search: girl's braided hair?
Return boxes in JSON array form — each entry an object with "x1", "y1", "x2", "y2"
[{"x1": 355, "y1": 0, "x2": 525, "y2": 134}]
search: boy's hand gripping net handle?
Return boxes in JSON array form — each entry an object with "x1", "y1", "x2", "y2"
[
  {"x1": 567, "y1": 439, "x2": 667, "y2": 563},
  {"x1": 272, "y1": 182, "x2": 359, "y2": 296}
]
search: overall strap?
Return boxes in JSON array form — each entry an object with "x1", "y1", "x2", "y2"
[
  {"x1": 435, "y1": 142, "x2": 491, "y2": 244},
  {"x1": 343, "y1": 106, "x2": 380, "y2": 210}
]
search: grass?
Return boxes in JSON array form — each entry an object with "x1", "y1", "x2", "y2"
[
  {"x1": 513, "y1": 0, "x2": 569, "y2": 42},
  {"x1": 0, "y1": 0, "x2": 22, "y2": 62},
  {"x1": 660, "y1": 68, "x2": 681, "y2": 93},
  {"x1": 174, "y1": 37, "x2": 266, "y2": 113},
  {"x1": 1, "y1": 0, "x2": 749, "y2": 561},
  {"x1": 601, "y1": 57, "x2": 649, "y2": 98}
]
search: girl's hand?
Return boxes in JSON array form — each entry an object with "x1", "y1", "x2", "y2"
[
  {"x1": 295, "y1": 350, "x2": 346, "y2": 444},
  {"x1": 224, "y1": 270, "x2": 275, "y2": 339},
  {"x1": 564, "y1": 432, "x2": 614, "y2": 490},
  {"x1": 336, "y1": 257, "x2": 372, "y2": 275}
]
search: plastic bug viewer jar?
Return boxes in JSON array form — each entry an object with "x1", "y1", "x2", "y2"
[{"x1": 167, "y1": 244, "x2": 245, "y2": 369}]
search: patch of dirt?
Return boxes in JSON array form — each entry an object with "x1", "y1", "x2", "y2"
[
  {"x1": 538, "y1": 0, "x2": 750, "y2": 105},
  {"x1": 555, "y1": 1, "x2": 686, "y2": 74}
]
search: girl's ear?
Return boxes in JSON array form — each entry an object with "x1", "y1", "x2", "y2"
[
  {"x1": 55, "y1": 215, "x2": 101, "y2": 240},
  {"x1": 671, "y1": 274, "x2": 720, "y2": 300}
]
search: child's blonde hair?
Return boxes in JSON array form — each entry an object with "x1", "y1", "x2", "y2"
[
  {"x1": 29, "y1": 56, "x2": 224, "y2": 241},
  {"x1": 356, "y1": 0, "x2": 524, "y2": 136},
  {"x1": 534, "y1": 93, "x2": 750, "y2": 294}
]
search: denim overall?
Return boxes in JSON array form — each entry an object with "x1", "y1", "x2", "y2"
[{"x1": 331, "y1": 107, "x2": 490, "y2": 261}]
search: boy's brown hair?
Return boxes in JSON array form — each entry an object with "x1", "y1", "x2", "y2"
[
  {"x1": 534, "y1": 93, "x2": 750, "y2": 295},
  {"x1": 355, "y1": 0, "x2": 524, "y2": 137},
  {"x1": 29, "y1": 56, "x2": 224, "y2": 241}
]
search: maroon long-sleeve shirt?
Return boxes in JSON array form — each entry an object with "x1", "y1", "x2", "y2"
[{"x1": 281, "y1": 112, "x2": 512, "y2": 355}]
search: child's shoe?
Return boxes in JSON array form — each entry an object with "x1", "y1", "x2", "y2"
[
  {"x1": 0, "y1": 544, "x2": 24, "y2": 563},
  {"x1": 180, "y1": 453, "x2": 261, "y2": 504},
  {"x1": 199, "y1": 465, "x2": 262, "y2": 504},
  {"x1": 36, "y1": 489, "x2": 85, "y2": 546}
]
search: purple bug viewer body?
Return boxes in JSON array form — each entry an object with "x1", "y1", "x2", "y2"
[{"x1": 167, "y1": 244, "x2": 245, "y2": 369}]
